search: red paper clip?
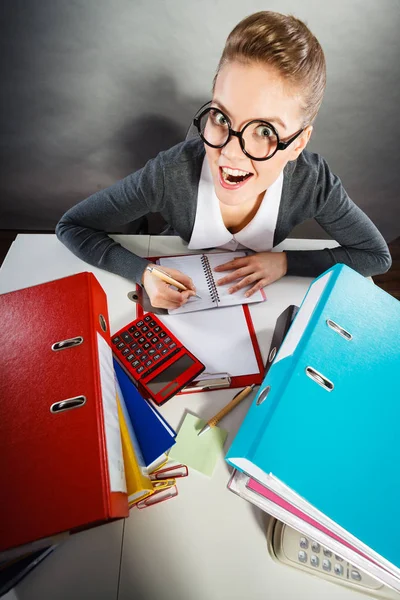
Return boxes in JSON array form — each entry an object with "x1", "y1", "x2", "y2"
[
  {"x1": 150, "y1": 464, "x2": 188, "y2": 480},
  {"x1": 136, "y1": 485, "x2": 178, "y2": 509}
]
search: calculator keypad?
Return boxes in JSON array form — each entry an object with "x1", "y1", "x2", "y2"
[
  {"x1": 112, "y1": 314, "x2": 182, "y2": 379},
  {"x1": 282, "y1": 529, "x2": 382, "y2": 590}
]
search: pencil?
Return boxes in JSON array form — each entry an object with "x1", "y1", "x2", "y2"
[
  {"x1": 197, "y1": 383, "x2": 256, "y2": 436},
  {"x1": 146, "y1": 265, "x2": 201, "y2": 299}
]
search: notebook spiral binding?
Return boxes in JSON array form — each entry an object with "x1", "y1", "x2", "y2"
[{"x1": 201, "y1": 255, "x2": 220, "y2": 304}]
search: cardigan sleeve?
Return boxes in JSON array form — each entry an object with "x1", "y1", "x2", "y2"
[
  {"x1": 56, "y1": 153, "x2": 166, "y2": 284},
  {"x1": 285, "y1": 157, "x2": 392, "y2": 277}
]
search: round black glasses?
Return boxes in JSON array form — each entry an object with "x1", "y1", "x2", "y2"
[{"x1": 193, "y1": 105, "x2": 304, "y2": 161}]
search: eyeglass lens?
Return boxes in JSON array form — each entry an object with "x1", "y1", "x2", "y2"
[{"x1": 199, "y1": 108, "x2": 278, "y2": 159}]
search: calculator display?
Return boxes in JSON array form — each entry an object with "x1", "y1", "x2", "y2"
[{"x1": 146, "y1": 355, "x2": 196, "y2": 395}]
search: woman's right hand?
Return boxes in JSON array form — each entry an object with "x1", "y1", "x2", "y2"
[{"x1": 142, "y1": 264, "x2": 197, "y2": 309}]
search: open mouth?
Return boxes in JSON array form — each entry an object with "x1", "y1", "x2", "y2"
[{"x1": 219, "y1": 166, "x2": 253, "y2": 187}]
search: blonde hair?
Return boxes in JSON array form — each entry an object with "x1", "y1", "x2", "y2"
[{"x1": 214, "y1": 11, "x2": 326, "y2": 125}]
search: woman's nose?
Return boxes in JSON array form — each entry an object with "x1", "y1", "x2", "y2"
[{"x1": 221, "y1": 133, "x2": 243, "y2": 162}]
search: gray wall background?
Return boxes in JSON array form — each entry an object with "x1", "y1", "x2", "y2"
[{"x1": 1, "y1": 0, "x2": 399, "y2": 241}]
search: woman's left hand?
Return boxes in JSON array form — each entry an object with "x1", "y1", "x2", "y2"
[{"x1": 213, "y1": 251, "x2": 288, "y2": 297}]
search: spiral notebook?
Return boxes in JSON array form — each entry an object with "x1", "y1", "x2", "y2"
[{"x1": 158, "y1": 252, "x2": 266, "y2": 314}]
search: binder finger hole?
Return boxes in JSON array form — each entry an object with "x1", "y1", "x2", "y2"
[
  {"x1": 306, "y1": 367, "x2": 334, "y2": 391},
  {"x1": 268, "y1": 347, "x2": 277, "y2": 363},
  {"x1": 50, "y1": 396, "x2": 86, "y2": 413},
  {"x1": 52, "y1": 337, "x2": 83, "y2": 351},
  {"x1": 326, "y1": 319, "x2": 352, "y2": 340},
  {"x1": 256, "y1": 386, "x2": 271, "y2": 406},
  {"x1": 99, "y1": 314, "x2": 107, "y2": 332}
]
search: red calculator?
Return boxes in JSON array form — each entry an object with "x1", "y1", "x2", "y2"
[{"x1": 112, "y1": 314, "x2": 205, "y2": 405}]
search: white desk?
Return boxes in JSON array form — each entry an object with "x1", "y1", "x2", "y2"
[{"x1": 0, "y1": 234, "x2": 374, "y2": 600}]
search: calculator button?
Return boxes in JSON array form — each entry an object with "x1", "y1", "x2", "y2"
[
  {"x1": 148, "y1": 348, "x2": 156, "y2": 355},
  {"x1": 153, "y1": 325, "x2": 161, "y2": 333},
  {"x1": 299, "y1": 537, "x2": 308, "y2": 549},
  {"x1": 153, "y1": 353, "x2": 161, "y2": 361},
  {"x1": 141, "y1": 326, "x2": 149, "y2": 333},
  {"x1": 143, "y1": 342, "x2": 151, "y2": 350},
  {"x1": 156, "y1": 342, "x2": 164, "y2": 350},
  {"x1": 298, "y1": 551, "x2": 307, "y2": 563},
  {"x1": 117, "y1": 342, "x2": 125, "y2": 350},
  {"x1": 140, "y1": 354, "x2": 148, "y2": 362},
  {"x1": 130, "y1": 342, "x2": 138, "y2": 350},
  {"x1": 132, "y1": 360, "x2": 140, "y2": 368},
  {"x1": 151, "y1": 336, "x2": 158, "y2": 344},
  {"x1": 128, "y1": 325, "x2": 137, "y2": 333},
  {"x1": 310, "y1": 555, "x2": 319, "y2": 568},
  {"x1": 138, "y1": 336, "x2": 146, "y2": 344},
  {"x1": 323, "y1": 549, "x2": 332, "y2": 557},
  {"x1": 146, "y1": 331, "x2": 153, "y2": 338},
  {"x1": 145, "y1": 360, "x2": 152, "y2": 367},
  {"x1": 144, "y1": 315, "x2": 152, "y2": 322},
  {"x1": 168, "y1": 342, "x2": 177, "y2": 350},
  {"x1": 126, "y1": 353, "x2": 135, "y2": 362},
  {"x1": 161, "y1": 348, "x2": 169, "y2": 355},
  {"x1": 112, "y1": 336, "x2": 121, "y2": 344},
  {"x1": 334, "y1": 564, "x2": 343, "y2": 576},
  {"x1": 135, "y1": 348, "x2": 143, "y2": 356},
  {"x1": 350, "y1": 570, "x2": 361, "y2": 581},
  {"x1": 122, "y1": 348, "x2": 130, "y2": 356},
  {"x1": 136, "y1": 320, "x2": 144, "y2": 327},
  {"x1": 133, "y1": 331, "x2": 141, "y2": 338},
  {"x1": 159, "y1": 331, "x2": 166, "y2": 338},
  {"x1": 136, "y1": 366, "x2": 144, "y2": 374},
  {"x1": 164, "y1": 336, "x2": 171, "y2": 344},
  {"x1": 149, "y1": 320, "x2": 156, "y2": 327},
  {"x1": 311, "y1": 542, "x2": 320, "y2": 553},
  {"x1": 322, "y1": 559, "x2": 331, "y2": 571},
  {"x1": 121, "y1": 332, "x2": 133, "y2": 342}
]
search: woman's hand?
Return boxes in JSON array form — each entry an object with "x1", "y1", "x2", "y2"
[
  {"x1": 142, "y1": 264, "x2": 197, "y2": 309},
  {"x1": 213, "y1": 252, "x2": 287, "y2": 297}
]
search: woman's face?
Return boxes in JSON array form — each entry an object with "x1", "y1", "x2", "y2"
[{"x1": 205, "y1": 61, "x2": 310, "y2": 207}]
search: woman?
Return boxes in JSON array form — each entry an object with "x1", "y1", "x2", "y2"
[{"x1": 56, "y1": 11, "x2": 391, "y2": 310}]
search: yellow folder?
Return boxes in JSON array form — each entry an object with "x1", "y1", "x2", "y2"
[{"x1": 115, "y1": 384, "x2": 154, "y2": 506}]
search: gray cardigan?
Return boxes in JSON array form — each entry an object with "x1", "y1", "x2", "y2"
[{"x1": 56, "y1": 137, "x2": 391, "y2": 283}]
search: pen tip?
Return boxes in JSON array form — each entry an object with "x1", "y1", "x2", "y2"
[{"x1": 198, "y1": 424, "x2": 210, "y2": 437}]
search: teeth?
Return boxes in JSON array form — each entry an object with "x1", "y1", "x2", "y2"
[{"x1": 222, "y1": 167, "x2": 250, "y2": 176}]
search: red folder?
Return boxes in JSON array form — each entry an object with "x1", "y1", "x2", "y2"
[{"x1": 0, "y1": 273, "x2": 128, "y2": 555}]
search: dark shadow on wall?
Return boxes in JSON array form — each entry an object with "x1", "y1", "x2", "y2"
[
  {"x1": 114, "y1": 88, "x2": 205, "y2": 234},
  {"x1": 0, "y1": 0, "x2": 208, "y2": 232}
]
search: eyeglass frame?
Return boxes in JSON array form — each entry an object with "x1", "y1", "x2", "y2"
[{"x1": 193, "y1": 103, "x2": 304, "y2": 162}]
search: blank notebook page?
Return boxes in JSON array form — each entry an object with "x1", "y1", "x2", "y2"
[{"x1": 156, "y1": 305, "x2": 259, "y2": 377}]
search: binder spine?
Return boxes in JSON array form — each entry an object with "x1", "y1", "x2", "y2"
[{"x1": 201, "y1": 255, "x2": 220, "y2": 304}]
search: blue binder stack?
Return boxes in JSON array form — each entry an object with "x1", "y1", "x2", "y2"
[{"x1": 226, "y1": 264, "x2": 400, "y2": 591}]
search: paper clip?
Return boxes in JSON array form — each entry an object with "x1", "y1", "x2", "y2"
[
  {"x1": 152, "y1": 478, "x2": 176, "y2": 491},
  {"x1": 149, "y1": 456, "x2": 168, "y2": 475},
  {"x1": 136, "y1": 485, "x2": 178, "y2": 509},
  {"x1": 150, "y1": 464, "x2": 188, "y2": 480}
]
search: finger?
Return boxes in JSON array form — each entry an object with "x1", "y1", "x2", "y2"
[
  {"x1": 244, "y1": 279, "x2": 269, "y2": 297},
  {"x1": 162, "y1": 267, "x2": 196, "y2": 291},
  {"x1": 216, "y1": 266, "x2": 254, "y2": 285},
  {"x1": 227, "y1": 273, "x2": 263, "y2": 294},
  {"x1": 152, "y1": 285, "x2": 186, "y2": 307},
  {"x1": 213, "y1": 257, "x2": 249, "y2": 272}
]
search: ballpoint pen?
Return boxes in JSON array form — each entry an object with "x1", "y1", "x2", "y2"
[
  {"x1": 197, "y1": 383, "x2": 256, "y2": 436},
  {"x1": 146, "y1": 265, "x2": 202, "y2": 299}
]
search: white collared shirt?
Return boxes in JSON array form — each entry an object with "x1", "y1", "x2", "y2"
[{"x1": 188, "y1": 157, "x2": 283, "y2": 252}]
